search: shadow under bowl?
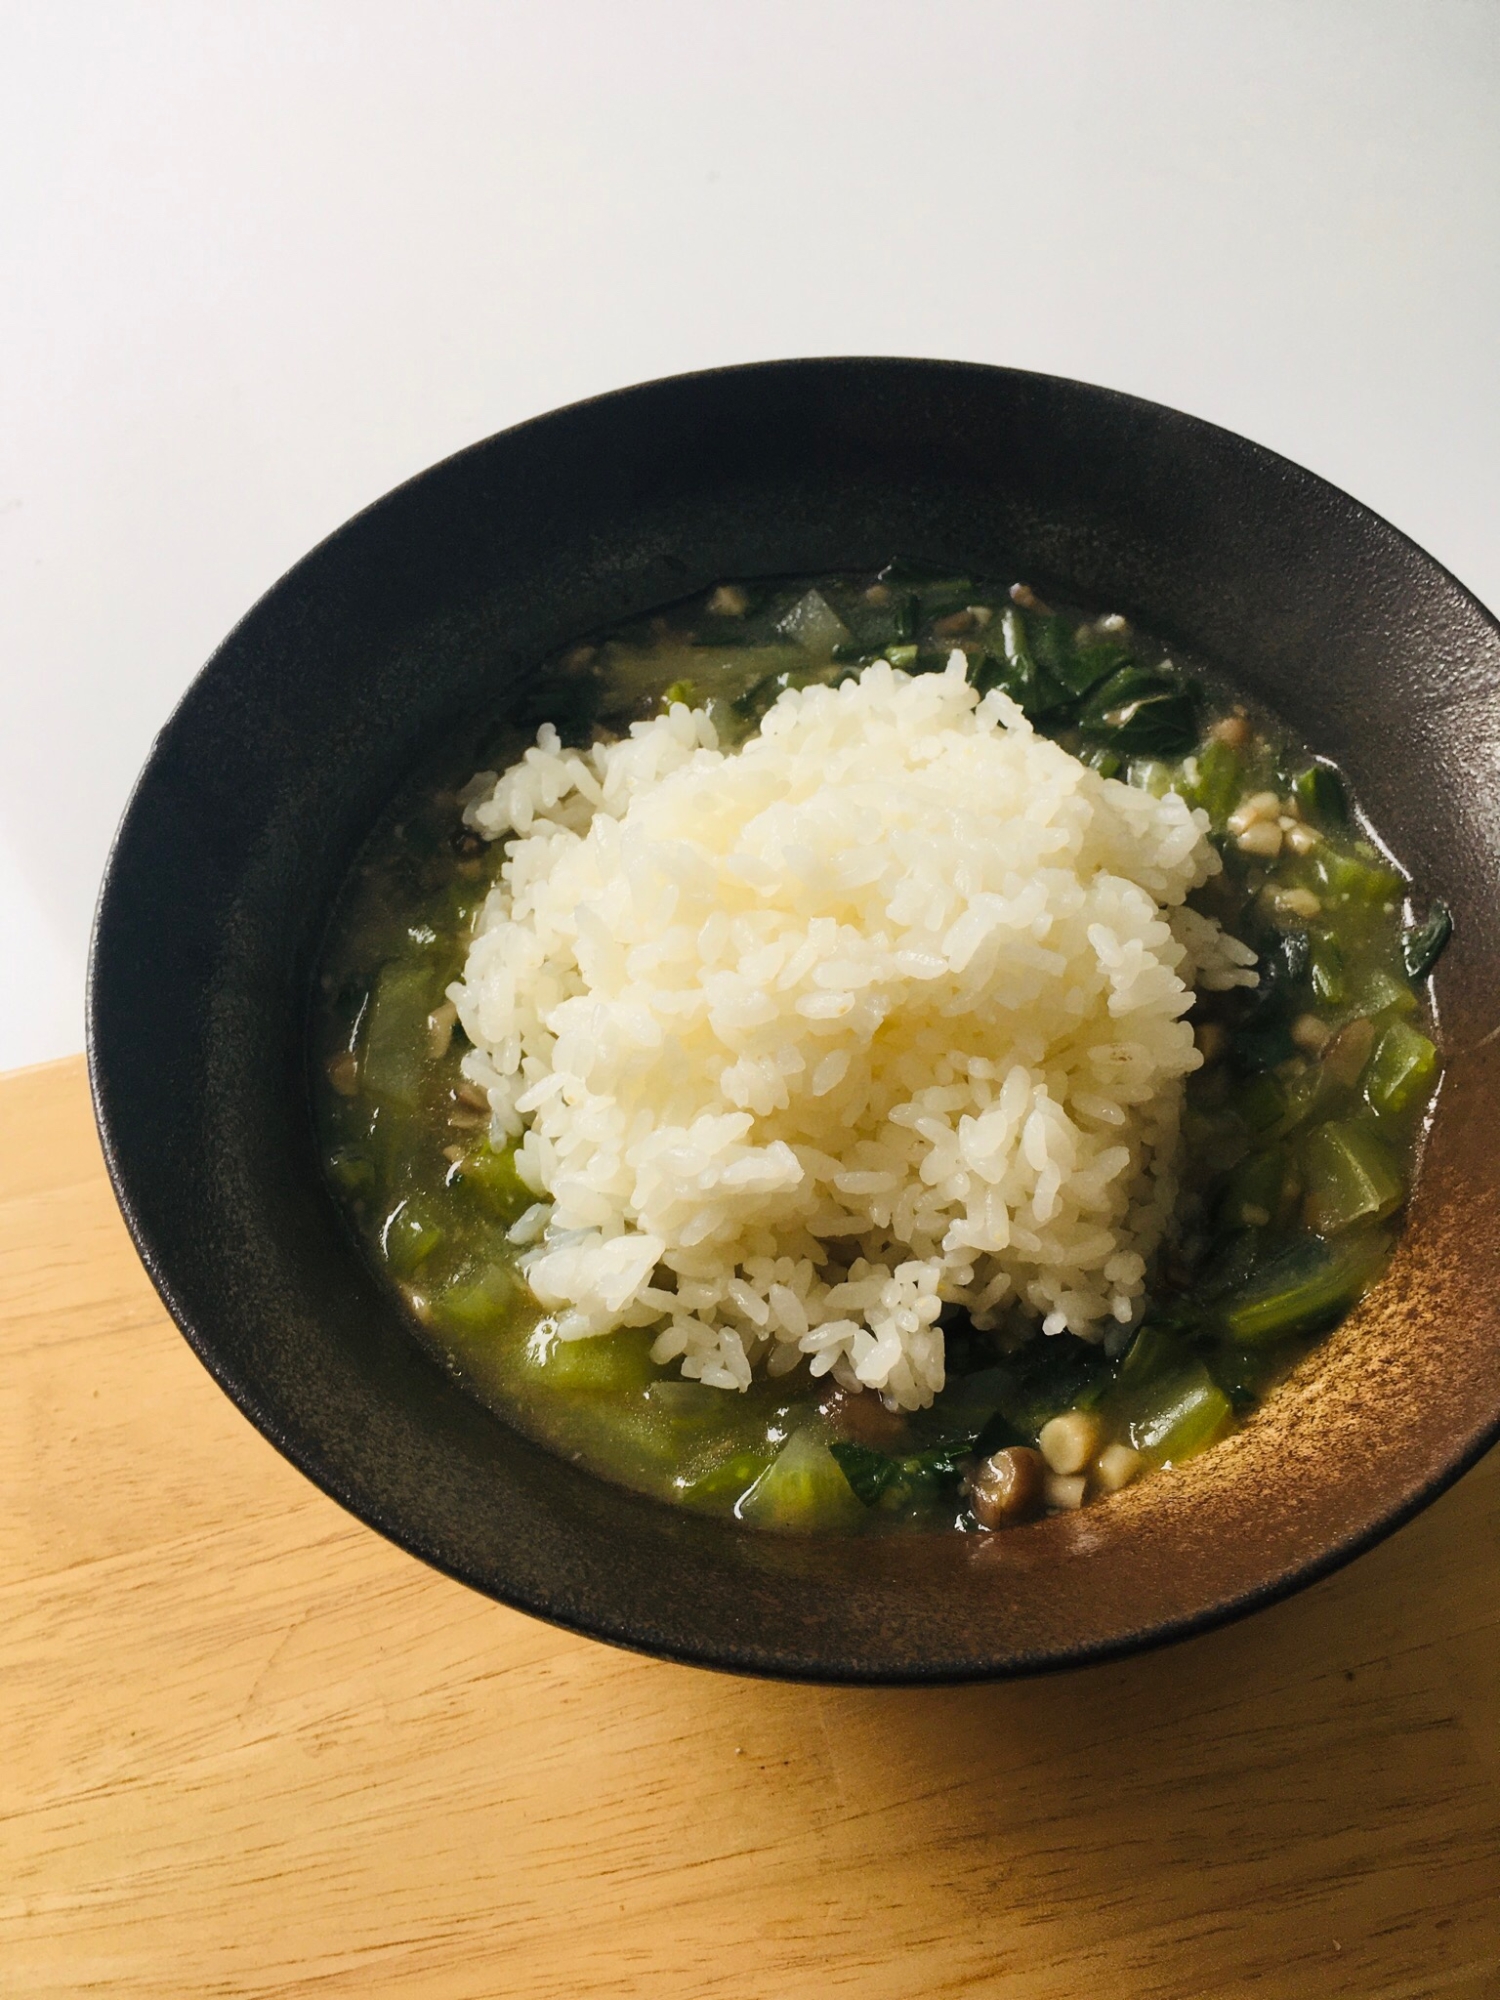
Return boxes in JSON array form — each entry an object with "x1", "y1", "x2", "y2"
[{"x1": 88, "y1": 358, "x2": 1500, "y2": 1681}]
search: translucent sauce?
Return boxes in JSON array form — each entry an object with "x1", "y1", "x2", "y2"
[{"x1": 314, "y1": 569, "x2": 1446, "y2": 1533}]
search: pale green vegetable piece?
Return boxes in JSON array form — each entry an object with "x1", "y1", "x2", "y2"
[
  {"x1": 776, "y1": 589, "x2": 851, "y2": 653},
  {"x1": 519, "y1": 1325, "x2": 659, "y2": 1393},
  {"x1": 361, "y1": 961, "x2": 437, "y2": 1108},
  {"x1": 1363, "y1": 1022, "x2": 1438, "y2": 1120},
  {"x1": 736, "y1": 1430, "x2": 861, "y2": 1530},
  {"x1": 1302, "y1": 1120, "x2": 1403, "y2": 1236},
  {"x1": 1129, "y1": 1367, "x2": 1234, "y2": 1466}
]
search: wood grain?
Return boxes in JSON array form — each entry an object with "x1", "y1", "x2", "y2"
[{"x1": 2, "y1": 1056, "x2": 1497, "y2": 1999}]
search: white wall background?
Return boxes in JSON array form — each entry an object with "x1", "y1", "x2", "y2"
[{"x1": 2, "y1": 0, "x2": 1497, "y2": 1072}]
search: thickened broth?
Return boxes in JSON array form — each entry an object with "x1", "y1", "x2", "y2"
[{"x1": 314, "y1": 568, "x2": 1445, "y2": 1534}]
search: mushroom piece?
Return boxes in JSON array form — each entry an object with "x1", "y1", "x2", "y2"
[
  {"x1": 1235, "y1": 819, "x2": 1284, "y2": 859},
  {"x1": 964, "y1": 1446, "x2": 1047, "y2": 1529},
  {"x1": 326, "y1": 1051, "x2": 359, "y2": 1097},
  {"x1": 1038, "y1": 1408, "x2": 1103, "y2": 1476},
  {"x1": 817, "y1": 1383, "x2": 909, "y2": 1450},
  {"x1": 1291, "y1": 1012, "x2": 1332, "y2": 1054},
  {"x1": 1209, "y1": 712, "x2": 1251, "y2": 749},
  {"x1": 1322, "y1": 1015, "x2": 1377, "y2": 1089},
  {"x1": 1194, "y1": 1020, "x2": 1228, "y2": 1064},
  {"x1": 427, "y1": 999, "x2": 459, "y2": 1060},
  {"x1": 1094, "y1": 1443, "x2": 1145, "y2": 1493},
  {"x1": 1044, "y1": 1471, "x2": 1087, "y2": 1512}
]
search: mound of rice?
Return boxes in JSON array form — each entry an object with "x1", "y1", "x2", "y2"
[{"x1": 450, "y1": 656, "x2": 1255, "y2": 1411}]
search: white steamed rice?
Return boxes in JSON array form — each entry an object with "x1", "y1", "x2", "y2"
[{"x1": 449, "y1": 655, "x2": 1256, "y2": 1411}]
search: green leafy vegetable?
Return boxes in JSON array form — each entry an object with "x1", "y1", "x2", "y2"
[
  {"x1": 829, "y1": 1440, "x2": 900, "y2": 1506},
  {"x1": 1215, "y1": 1231, "x2": 1390, "y2": 1345},
  {"x1": 1402, "y1": 901, "x2": 1452, "y2": 982},
  {"x1": 1023, "y1": 612, "x2": 1124, "y2": 698},
  {"x1": 1292, "y1": 762, "x2": 1348, "y2": 824},
  {"x1": 902, "y1": 1442, "x2": 981, "y2": 1481},
  {"x1": 830, "y1": 1435, "x2": 986, "y2": 1509},
  {"x1": 973, "y1": 607, "x2": 1071, "y2": 717},
  {"x1": 1057, "y1": 634, "x2": 1131, "y2": 698},
  {"x1": 971, "y1": 1408, "x2": 1030, "y2": 1459},
  {"x1": 997, "y1": 1335, "x2": 1112, "y2": 1435},
  {"x1": 1077, "y1": 666, "x2": 1198, "y2": 756}
]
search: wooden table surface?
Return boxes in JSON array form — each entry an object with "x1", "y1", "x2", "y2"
[{"x1": 3, "y1": 1057, "x2": 1498, "y2": 1999}]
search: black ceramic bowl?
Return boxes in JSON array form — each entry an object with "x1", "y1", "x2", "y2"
[{"x1": 89, "y1": 359, "x2": 1500, "y2": 1682}]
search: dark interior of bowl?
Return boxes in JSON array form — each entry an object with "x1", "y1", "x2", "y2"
[{"x1": 88, "y1": 359, "x2": 1500, "y2": 1681}]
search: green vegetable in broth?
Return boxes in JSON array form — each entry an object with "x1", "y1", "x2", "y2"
[{"x1": 1402, "y1": 901, "x2": 1452, "y2": 982}]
